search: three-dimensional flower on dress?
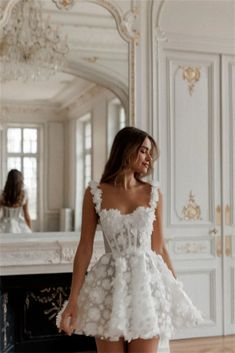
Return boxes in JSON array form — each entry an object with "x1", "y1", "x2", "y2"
[{"x1": 56, "y1": 180, "x2": 204, "y2": 342}]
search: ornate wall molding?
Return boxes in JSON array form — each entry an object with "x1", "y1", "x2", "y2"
[
  {"x1": 1, "y1": 102, "x2": 59, "y2": 114},
  {"x1": 174, "y1": 240, "x2": 211, "y2": 255},
  {"x1": 65, "y1": 61, "x2": 129, "y2": 113},
  {"x1": 74, "y1": 0, "x2": 140, "y2": 125}
]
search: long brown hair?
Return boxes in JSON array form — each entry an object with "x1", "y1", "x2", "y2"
[
  {"x1": 2, "y1": 169, "x2": 24, "y2": 207},
  {"x1": 100, "y1": 127, "x2": 159, "y2": 184}
]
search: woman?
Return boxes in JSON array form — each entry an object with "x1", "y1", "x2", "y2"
[
  {"x1": 0, "y1": 169, "x2": 32, "y2": 233},
  {"x1": 57, "y1": 127, "x2": 203, "y2": 353}
]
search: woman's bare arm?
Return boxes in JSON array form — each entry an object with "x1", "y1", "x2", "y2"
[
  {"x1": 59, "y1": 187, "x2": 98, "y2": 335},
  {"x1": 68, "y1": 187, "x2": 98, "y2": 304},
  {"x1": 151, "y1": 189, "x2": 177, "y2": 279},
  {"x1": 22, "y1": 201, "x2": 32, "y2": 229}
]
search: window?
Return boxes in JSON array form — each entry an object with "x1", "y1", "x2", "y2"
[
  {"x1": 119, "y1": 106, "x2": 126, "y2": 129},
  {"x1": 107, "y1": 98, "x2": 126, "y2": 154},
  {"x1": 75, "y1": 113, "x2": 92, "y2": 230},
  {"x1": 5, "y1": 126, "x2": 39, "y2": 221},
  {"x1": 83, "y1": 119, "x2": 92, "y2": 189},
  {"x1": 76, "y1": 113, "x2": 92, "y2": 191}
]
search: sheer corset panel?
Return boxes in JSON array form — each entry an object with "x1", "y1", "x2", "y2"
[
  {"x1": 2, "y1": 206, "x2": 23, "y2": 219},
  {"x1": 88, "y1": 180, "x2": 160, "y2": 256}
]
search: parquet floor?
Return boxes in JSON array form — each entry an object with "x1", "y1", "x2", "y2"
[{"x1": 170, "y1": 335, "x2": 235, "y2": 353}]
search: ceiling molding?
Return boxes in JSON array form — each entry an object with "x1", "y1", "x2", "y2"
[
  {"x1": 61, "y1": 60, "x2": 128, "y2": 111},
  {"x1": 1, "y1": 100, "x2": 60, "y2": 113}
]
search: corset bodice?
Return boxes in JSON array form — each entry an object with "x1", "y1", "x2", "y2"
[
  {"x1": 2, "y1": 206, "x2": 23, "y2": 219},
  {"x1": 89, "y1": 181, "x2": 159, "y2": 256}
]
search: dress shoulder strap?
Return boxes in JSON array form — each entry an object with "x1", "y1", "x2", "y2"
[
  {"x1": 150, "y1": 181, "x2": 160, "y2": 209},
  {"x1": 88, "y1": 180, "x2": 103, "y2": 214}
]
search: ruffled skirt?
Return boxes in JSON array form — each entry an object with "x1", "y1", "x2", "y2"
[{"x1": 56, "y1": 250, "x2": 203, "y2": 342}]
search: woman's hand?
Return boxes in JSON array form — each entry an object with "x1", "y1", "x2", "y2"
[{"x1": 58, "y1": 301, "x2": 78, "y2": 336}]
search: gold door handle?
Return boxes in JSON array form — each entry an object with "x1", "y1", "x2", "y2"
[
  {"x1": 216, "y1": 205, "x2": 221, "y2": 225},
  {"x1": 210, "y1": 228, "x2": 218, "y2": 236},
  {"x1": 225, "y1": 235, "x2": 232, "y2": 257},
  {"x1": 216, "y1": 236, "x2": 222, "y2": 257},
  {"x1": 225, "y1": 205, "x2": 231, "y2": 225}
]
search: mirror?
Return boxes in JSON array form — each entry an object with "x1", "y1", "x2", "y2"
[{"x1": 0, "y1": 0, "x2": 137, "y2": 232}]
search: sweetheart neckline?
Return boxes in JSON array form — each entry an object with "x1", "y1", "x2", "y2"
[{"x1": 99, "y1": 205, "x2": 154, "y2": 217}]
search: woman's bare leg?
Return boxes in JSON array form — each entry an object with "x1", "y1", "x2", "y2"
[
  {"x1": 95, "y1": 336, "x2": 125, "y2": 353},
  {"x1": 128, "y1": 336, "x2": 160, "y2": 353}
]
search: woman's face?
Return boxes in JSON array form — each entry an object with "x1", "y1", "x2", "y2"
[{"x1": 131, "y1": 137, "x2": 153, "y2": 174}]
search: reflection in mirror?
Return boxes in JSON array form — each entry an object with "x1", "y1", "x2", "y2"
[
  {"x1": 0, "y1": 169, "x2": 32, "y2": 233},
  {"x1": 0, "y1": 1, "x2": 129, "y2": 232}
]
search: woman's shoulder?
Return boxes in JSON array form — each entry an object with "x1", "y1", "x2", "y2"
[{"x1": 139, "y1": 179, "x2": 160, "y2": 189}]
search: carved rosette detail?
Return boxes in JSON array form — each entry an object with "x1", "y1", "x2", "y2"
[
  {"x1": 181, "y1": 190, "x2": 202, "y2": 221},
  {"x1": 61, "y1": 247, "x2": 76, "y2": 262},
  {"x1": 121, "y1": 7, "x2": 140, "y2": 44},
  {"x1": 154, "y1": 26, "x2": 168, "y2": 44},
  {"x1": 181, "y1": 66, "x2": 201, "y2": 95},
  {"x1": 153, "y1": 26, "x2": 168, "y2": 62}
]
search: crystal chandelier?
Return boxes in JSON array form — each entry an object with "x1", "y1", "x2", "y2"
[{"x1": 0, "y1": 0, "x2": 69, "y2": 82}]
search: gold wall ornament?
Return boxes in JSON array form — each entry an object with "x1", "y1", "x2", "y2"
[
  {"x1": 181, "y1": 190, "x2": 202, "y2": 221},
  {"x1": 84, "y1": 56, "x2": 98, "y2": 64},
  {"x1": 181, "y1": 66, "x2": 201, "y2": 96},
  {"x1": 52, "y1": 0, "x2": 75, "y2": 10}
]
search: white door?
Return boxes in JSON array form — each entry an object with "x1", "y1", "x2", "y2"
[
  {"x1": 222, "y1": 54, "x2": 235, "y2": 335},
  {"x1": 158, "y1": 49, "x2": 227, "y2": 338}
]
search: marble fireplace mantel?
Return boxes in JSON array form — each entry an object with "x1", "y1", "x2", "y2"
[{"x1": 0, "y1": 231, "x2": 105, "y2": 276}]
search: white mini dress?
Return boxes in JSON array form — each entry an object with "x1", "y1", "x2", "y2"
[
  {"x1": 56, "y1": 181, "x2": 203, "y2": 342},
  {"x1": 0, "y1": 191, "x2": 31, "y2": 233}
]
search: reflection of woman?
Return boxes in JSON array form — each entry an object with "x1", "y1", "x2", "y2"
[
  {"x1": 0, "y1": 169, "x2": 32, "y2": 233},
  {"x1": 57, "y1": 127, "x2": 203, "y2": 353}
]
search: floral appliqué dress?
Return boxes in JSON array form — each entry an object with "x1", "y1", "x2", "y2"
[{"x1": 56, "y1": 181, "x2": 203, "y2": 342}]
